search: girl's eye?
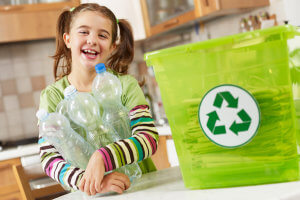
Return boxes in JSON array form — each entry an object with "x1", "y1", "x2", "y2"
[
  {"x1": 79, "y1": 31, "x2": 88, "y2": 35},
  {"x1": 99, "y1": 34, "x2": 107, "y2": 39}
]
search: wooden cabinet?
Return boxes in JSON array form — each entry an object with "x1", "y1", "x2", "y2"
[
  {"x1": 0, "y1": 158, "x2": 28, "y2": 200},
  {"x1": 140, "y1": 0, "x2": 195, "y2": 37},
  {"x1": 194, "y1": 0, "x2": 270, "y2": 17},
  {"x1": 0, "y1": 157, "x2": 65, "y2": 200},
  {"x1": 140, "y1": 0, "x2": 270, "y2": 37},
  {"x1": 0, "y1": 0, "x2": 80, "y2": 43}
]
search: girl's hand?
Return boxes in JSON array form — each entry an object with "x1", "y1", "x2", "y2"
[
  {"x1": 99, "y1": 171, "x2": 131, "y2": 194},
  {"x1": 78, "y1": 151, "x2": 105, "y2": 196}
]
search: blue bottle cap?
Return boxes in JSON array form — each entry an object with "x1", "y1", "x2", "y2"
[{"x1": 95, "y1": 63, "x2": 106, "y2": 74}]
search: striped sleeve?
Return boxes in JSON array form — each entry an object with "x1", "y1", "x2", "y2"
[
  {"x1": 38, "y1": 136, "x2": 84, "y2": 190},
  {"x1": 98, "y1": 105, "x2": 159, "y2": 172}
]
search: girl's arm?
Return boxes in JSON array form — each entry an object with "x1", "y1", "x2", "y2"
[
  {"x1": 79, "y1": 104, "x2": 158, "y2": 195},
  {"x1": 39, "y1": 136, "x2": 84, "y2": 190},
  {"x1": 38, "y1": 85, "x2": 86, "y2": 190},
  {"x1": 97, "y1": 105, "x2": 159, "y2": 172}
]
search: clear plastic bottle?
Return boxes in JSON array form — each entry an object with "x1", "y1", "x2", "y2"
[
  {"x1": 36, "y1": 109, "x2": 95, "y2": 169},
  {"x1": 92, "y1": 63, "x2": 131, "y2": 139},
  {"x1": 63, "y1": 85, "x2": 120, "y2": 149},
  {"x1": 92, "y1": 63, "x2": 142, "y2": 181},
  {"x1": 56, "y1": 98, "x2": 87, "y2": 140}
]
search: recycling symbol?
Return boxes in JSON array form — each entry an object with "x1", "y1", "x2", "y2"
[{"x1": 198, "y1": 85, "x2": 260, "y2": 148}]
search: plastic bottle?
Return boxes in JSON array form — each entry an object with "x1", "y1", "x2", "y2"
[
  {"x1": 92, "y1": 63, "x2": 142, "y2": 181},
  {"x1": 56, "y1": 98, "x2": 87, "y2": 140},
  {"x1": 63, "y1": 85, "x2": 120, "y2": 149},
  {"x1": 36, "y1": 109, "x2": 95, "y2": 169},
  {"x1": 92, "y1": 63, "x2": 131, "y2": 139}
]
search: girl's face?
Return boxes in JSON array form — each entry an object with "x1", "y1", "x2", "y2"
[{"x1": 64, "y1": 11, "x2": 115, "y2": 71}]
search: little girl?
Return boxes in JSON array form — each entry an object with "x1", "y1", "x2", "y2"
[{"x1": 38, "y1": 3, "x2": 158, "y2": 196}]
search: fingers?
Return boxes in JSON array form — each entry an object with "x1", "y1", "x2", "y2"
[
  {"x1": 78, "y1": 175, "x2": 85, "y2": 191},
  {"x1": 110, "y1": 179, "x2": 126, "y2": 191},
  {"x1": 99, "y1": 176, "x2": 127, "y2": 194},
  {"x1": 90, "y1": 181, "x2": 96, "y2": 196},
  {"x1": 110, "y1": 172, "x2": 131, "y2": 190},
  {"x1": 80, "y1": 151, "x2": 105, "y2": 196},
  {"x1": 95, "y1": 180, "x2": 102, "y2": 193},
  {"x1": 84, "y1": 179, "x2": 91, "y2": 196},
  {"x1": 110, "y1": 184, "x2": 124, "y2": 194},
  {"x1": 81, "y1": 171, "x2": 130, "y2": 196}
]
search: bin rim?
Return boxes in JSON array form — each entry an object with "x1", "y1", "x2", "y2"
[{"x1": 144, "y1": 25, "x2": 300, "y2": 66}]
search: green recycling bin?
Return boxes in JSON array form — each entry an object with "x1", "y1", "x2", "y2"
[
  {"x1": 290, "y1": 44, "x2": 300, "y2": 145},
  {"x1": 145, "y1": 25, "x2": 300, "y2": 189}
]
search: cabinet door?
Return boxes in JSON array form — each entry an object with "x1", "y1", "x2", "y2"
[
  {"x1": 81, "y1": 0, "x2": 146, "y2": 41},
  {"x1": 0, "y1": 0, "x2": 80, "y2": 43},
  {"x1": 0, "y1": 158, "x2": 21, "y2": 198},
  {"x1": 140, "y1": 0, "x2": 195, "y2": 37},
  {"x1": 194, "y1": 0, "x2": 219, "y2": 17},
  {"x1": 194, "y1": 0, "x2": 270, "y2": 18}
]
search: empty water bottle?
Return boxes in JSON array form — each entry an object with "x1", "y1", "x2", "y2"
[
  {"x1": 36, "y1": 109, "x2": 95, "y2": 169},
  {"x1": 63, "y1": 85, "x2": 119, "y2": 149},
  {"x1": 56, "y1": 98, "x2": 87, "y2": 140},
  {"x1": 92, "y1": 63, "x2": 142, "y2": 181},
  {"x1": 92, "y1": 63, "x2": 131, "y2": 139}
]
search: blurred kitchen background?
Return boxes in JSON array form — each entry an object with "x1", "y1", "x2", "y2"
[{"x1": 0, "y1": 0, "x2": 299, "y2": 199}]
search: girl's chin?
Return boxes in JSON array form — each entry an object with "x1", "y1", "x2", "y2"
[
  {"x1": 80, "y1": 59, "x2": 99, "y2": 68},
  {"x1": 79, "y1": 62, "x2": 97, "y2": 71}
]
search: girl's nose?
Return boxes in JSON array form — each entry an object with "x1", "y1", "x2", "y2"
[{"x1": 87, "y1": 35, "x2": 96, "y2": 45}]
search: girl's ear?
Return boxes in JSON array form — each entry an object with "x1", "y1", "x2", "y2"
[{"x1": 63, "y1": 33, "x2": 71, "y2": 48}]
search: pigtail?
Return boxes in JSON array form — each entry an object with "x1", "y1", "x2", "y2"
[
  {"x1": 52, "y1": 10, "x2": 72, "y2": 81},
  {"x1": 51, "y1": 4, "x2": 135, "y2": 80},
  {"x1": 107, "y1": 19, "x2": 134, "y2": 75}
]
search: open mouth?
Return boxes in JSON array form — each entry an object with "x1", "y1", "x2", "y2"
[{"x1": 81, "y1": 49, "x2": 99, "y2": 58}]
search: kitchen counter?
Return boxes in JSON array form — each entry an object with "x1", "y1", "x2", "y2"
[
  {"x1": 156, "y1": 125, "x2": 172, "y2": 136},
  {"x1": 55, "y1": 166, "x2": 300, "y2": 200},
  {"x1": 0, "y1": 143, "x2": 39, "y2": 161}
]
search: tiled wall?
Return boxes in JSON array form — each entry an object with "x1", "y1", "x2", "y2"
[{"x1": 0, "y1": 40, "x2": 55, "y2": 142}]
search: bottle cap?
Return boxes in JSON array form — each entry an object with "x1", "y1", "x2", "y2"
[
  {"x1": 95, "y1": 63, "x2": 106, "y2": 74},
  {"x1": 36, "y1": 109, "x2": 48, "y2": 121},
  {"x1": 64, "y1": 85, "x2": 77, "y2": 99}
]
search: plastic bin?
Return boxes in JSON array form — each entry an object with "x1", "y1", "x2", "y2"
[
  {"x1": 289, "y1": 39, "x2": 300, "y2": 145},
  {"x1": 145, "y1": 25, "x2": 300, "y2": 189}
]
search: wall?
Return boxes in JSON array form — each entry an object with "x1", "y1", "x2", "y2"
[{"x1": 0, "y1": 40, "x2": 55, "y2": 142}]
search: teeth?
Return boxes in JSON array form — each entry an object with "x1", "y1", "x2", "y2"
[{"x1": 83, "y1": 49, "x2": 97, "y2": 54}]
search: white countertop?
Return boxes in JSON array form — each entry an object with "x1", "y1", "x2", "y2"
[
  {"x1": 0, "y1": 143, "x2": 39, "y2": 161},
  {"x1": 156, "y1": 125, "x2": 172, "y2": 136},
  {"x1": 55, "y1": 166, "x2": 300, "y2": 200}
]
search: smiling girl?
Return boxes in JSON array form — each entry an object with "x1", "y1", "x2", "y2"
[{"x1": 38, "y1": 3, "x2": 158, "y2": 196}]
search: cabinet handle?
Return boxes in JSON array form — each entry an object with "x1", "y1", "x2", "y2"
[
  {"x1": 0, "y1": 5, "x2": 24, "y2": 12},
  {"x1": 163, "y1": 19, "x2": 179, "y2": 28}
]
